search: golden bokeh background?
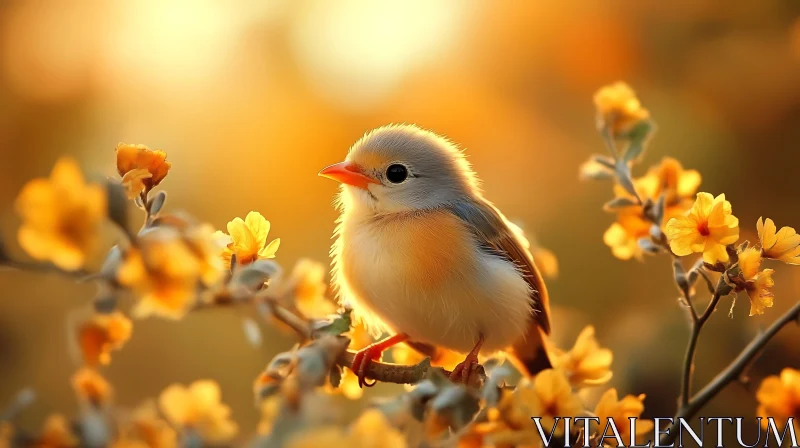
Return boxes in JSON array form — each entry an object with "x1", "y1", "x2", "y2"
[{"x1": 1, "y1": 0, "x2": 799, "y2": 441}]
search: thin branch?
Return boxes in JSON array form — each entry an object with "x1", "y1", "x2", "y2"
[
  {"x1": 661, "y1": 300, "x2": 800, "y2": 445},
  {"x1": 0, "y1": 259, "x2": 92, "y2": 280},
  {"x1": 336, "y1": 350, "x2": 485, "y2": 388},
  {"x1": 677, "y1": 284, "x2": 724, "y2": 407}
]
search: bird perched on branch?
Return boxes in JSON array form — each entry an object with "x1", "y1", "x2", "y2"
[{"x1": 320, "y1": 124, "x2": 552, "y2": 387}]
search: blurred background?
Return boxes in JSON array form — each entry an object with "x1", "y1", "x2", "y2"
[{"x1": 1, "y1": 0, "x2": 799, "y2": 444}]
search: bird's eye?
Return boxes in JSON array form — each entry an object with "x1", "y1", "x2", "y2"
[{"x1": 385, "y1": 164, "x2": 408, "y2": 183}]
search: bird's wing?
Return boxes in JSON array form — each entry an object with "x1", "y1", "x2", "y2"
[{"x1": 445, "y1": 200, "x2": 551, "y2": 334}]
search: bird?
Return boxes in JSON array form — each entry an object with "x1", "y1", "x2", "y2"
[{"x1": 319, "y1": 124, "x2": 552, "y2": 387}]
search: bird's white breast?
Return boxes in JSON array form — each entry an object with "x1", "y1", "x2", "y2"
[{"x1": 332, "y1": 209, "x2": 533, "y2": 354}]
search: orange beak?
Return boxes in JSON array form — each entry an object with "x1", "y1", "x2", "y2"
[{"x1": 318, "y1": 161, "x2": 379, "y2": 190}]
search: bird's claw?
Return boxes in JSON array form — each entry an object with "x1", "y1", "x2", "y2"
[
  {"x1": 350, "y1": 346, "x2": 383, "y2": 388},
  {"x1": 450, "y1": 353, "x2": 480, "y2": 384}
]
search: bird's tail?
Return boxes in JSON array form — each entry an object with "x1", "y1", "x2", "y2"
[{"x1": 509, "y1": 323, "x2": 552, "y2": 376}]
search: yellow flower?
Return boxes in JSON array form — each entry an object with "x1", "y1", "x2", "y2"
[
  {"x1": 552, "y1": 326, "x2": 613, "y2": 388},
  {"x1": 665, "y1": 193, "x2": 739, "y2": 264},
  {"x1": 71, "y1": 368, "x2": 112, "y2": 406},
  {"x1": 603, "y1": 219, "x2": 646, "y2": 261},
  {"x1": 158, "y1": 380, "x2": 238, "y2": 444},
  {"x1": 77, "y1": 311, "x2": 132, "y2": 366},
  {"x1": 115, "y1": 143, "x2": 171, "y2": 195},
  {"x1": 737, "y1": 247, "x2": 775, "y2": 316},
  {"x1": 286, "y1": 409, "x2": 406, "y2": 448},
  {"x1": 213, "y1": 211, "x2": 280, "y2": 269},
  {"x1": 593, "y1": 389, "x2": 654, "y2": 443},
  {"x1": 593, "y1": 82, "x2": 650, "y2": 136},
  {"x1": 122, "y1": 401, "x2": 178, "y2": 448},
  {"x1": 499, "y1": 369, "x2": 584, "y2": 432},
  {"x1": 758, "y1": 217, "x2": 800, "y2": 264},
  {"x1": 118, "y1": 225, "x2": 222, "y2": 319},
  {"x1": 15, "y1": 158, "x2": 106, "y2": 271},
  {"x1": 756, "y1": 368, "x2": 800, "y2": 434},
  {"x1": 645, "y1": 157, "x2": 702, "y2": 208},
  {"x1": 35, "y1": 414, "x2": 79, "y2": 448},
  {"x1": 747, "y1": 270, "x2": 775, "y2": 316}
]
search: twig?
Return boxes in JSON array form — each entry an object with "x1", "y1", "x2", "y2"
[
  {"x1": 677, "y1": 278, "x2": 727, "y2": 407},
  {"x1": 336, "y1": 350, "x2": 485, "y2": 389},
  {"x1": 661, "y1": 300, "x2": 800, "y2": 445}
]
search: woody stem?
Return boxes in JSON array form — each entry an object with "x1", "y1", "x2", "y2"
[
  {"x1": 662, "y1": 300, "x2": 800, "y2": 446},
  {"x1": 678, "y1": 282, "x2": 724, "y2": 408}
]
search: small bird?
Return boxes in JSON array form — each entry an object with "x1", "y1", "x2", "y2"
[{"x1": 320, "y1": 124, "x2": 551, "y2": 387}]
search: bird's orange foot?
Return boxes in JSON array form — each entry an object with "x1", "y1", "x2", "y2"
[
  {"x1": 349, "y1": 333, "x2": 409, "y2": 388},
  {"x1": 449, "y1": 352, "x2": 481, "y2": 384},
  {"x1": 450, "y1": 334, "x2": 485, "y2": 384},
  {"x1": 350, "y1": 346, "x2": 383, "y2": 388}
]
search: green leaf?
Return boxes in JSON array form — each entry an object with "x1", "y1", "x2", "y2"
[{"x1": 312, "y1": 309, "x2": 352, "y2": 337}]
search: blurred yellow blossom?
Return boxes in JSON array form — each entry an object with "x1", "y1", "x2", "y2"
[
  {"x1": 498, "y1": 369, "x2": 584, "y2": 432},
  {"x1": 118, "y1": 225, "x2": 222, "y2": 319},
  {"x1": 115, "y1": 143, "x2": 171, "y2": 195},
  {"x1": 14, "y1": 158, "x2": 106, "y2": 271},
  {"x1": 756, "y1": 368, "x2": 800, "y2": 434},
  {"x1": 645, "y1": 157, "x2": 702, "y2": 207},
  {"x1": 758, "y1": 218, "x2": 800, "y2": 264},
  {"x1": 285, "y1": 258, "x2": 334, "y2": 318},
  {"x1": 603, "y1": 218, "x2": 648, "y2": 261},
  {"x1": 532, "y1": 246, "x2": 559, "y2": 279},
  {"x1": 593, "y1": 388, "x2": 653, "y2": 442},
  {"x1": 158, "y1": 380, "x2": 238, "y2": 444},
  {"x1": 593, "y1": 81, "x2": 650, "y2": 136},
  {"x1": 737, "y1": 247, "x2": 775, "y2": 316},
  {"x1": 78, "y1": 311, "x2": 132, "y2": 366},
  {"x1": 121, "y1": 401, "x2": 178, "y2": 448},
  {"x1": 552, "y1": 326, "x2": 613, "y2": 388},
  {"x1": 665, "y1": 193, "x2": 739, "y2": 264},
  {"x1": 35, "y1": 414, "x2": 79, "y2": 448},
  {"x1": 71, "y1": 367, "x2": 112, "y2": 406},
  {"x1": 286, "y1": 409, "x2": 406, "y2": 448},
  {"x1": 213, "y1": 211, "x2": 280, "y2": 269}
]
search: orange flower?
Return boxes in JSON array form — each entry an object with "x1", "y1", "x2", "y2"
[
  {"x1": 213, "y1": 211, "x2": 280, "y2": 269},
  {"x1": 593, "y1": 389, "x2": 654, "y2": 443},
  {"x1": 593, "y1": 82, "x2": 650, "y2": 136},
  {"x1": 35, "y1": 414, "x2": 79, "y2": 448},
  {"x1": 552, "y1": 326, "x2": 613, "y2": 388},
  {"x1": 665, "y1": 193, "x2": 739, "y2": 264},
  {"x1": 158, "y1": 380, "x2": 238, "y2": 443},
  {"x1": 278, "y1": 258, "x2": 335, "y2": 318},
  {"x1": 78, "y1": 311, "x2": 132, "y2": 366},
  {"x1": 115, "y1": 143, "x2": 171, "y2": 196},
  {"x1": 756, "y1": 368, "x2": 799, "y2": 434},
  {"x1": 71, "y1": 367, "x2": 112, "y2": 406},
  {"x1": 118, "y1": 225, "x2": 222, "y2": 319},
  {"x1": 499, "y1": 369, "x2": 584, "y2": 432},
  {"x1": 15, "y1": 158, "x2": 106, "y2": 271},
  {"x1": 758, "y1": 218, "x2": 800, "y2": 264}
]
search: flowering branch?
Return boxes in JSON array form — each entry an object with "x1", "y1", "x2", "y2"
[{"x1": 662, "y1": 299, "x2": 800, "y2": 445}]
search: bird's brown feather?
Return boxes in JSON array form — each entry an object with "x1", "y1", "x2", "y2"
[{"x1": 446, "y1": 199, "x2": 552, "y2": 374}]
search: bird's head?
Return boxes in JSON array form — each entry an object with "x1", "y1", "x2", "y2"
[{"x1": 319, "y1": 124, "x2": 480, "y2": 214}]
